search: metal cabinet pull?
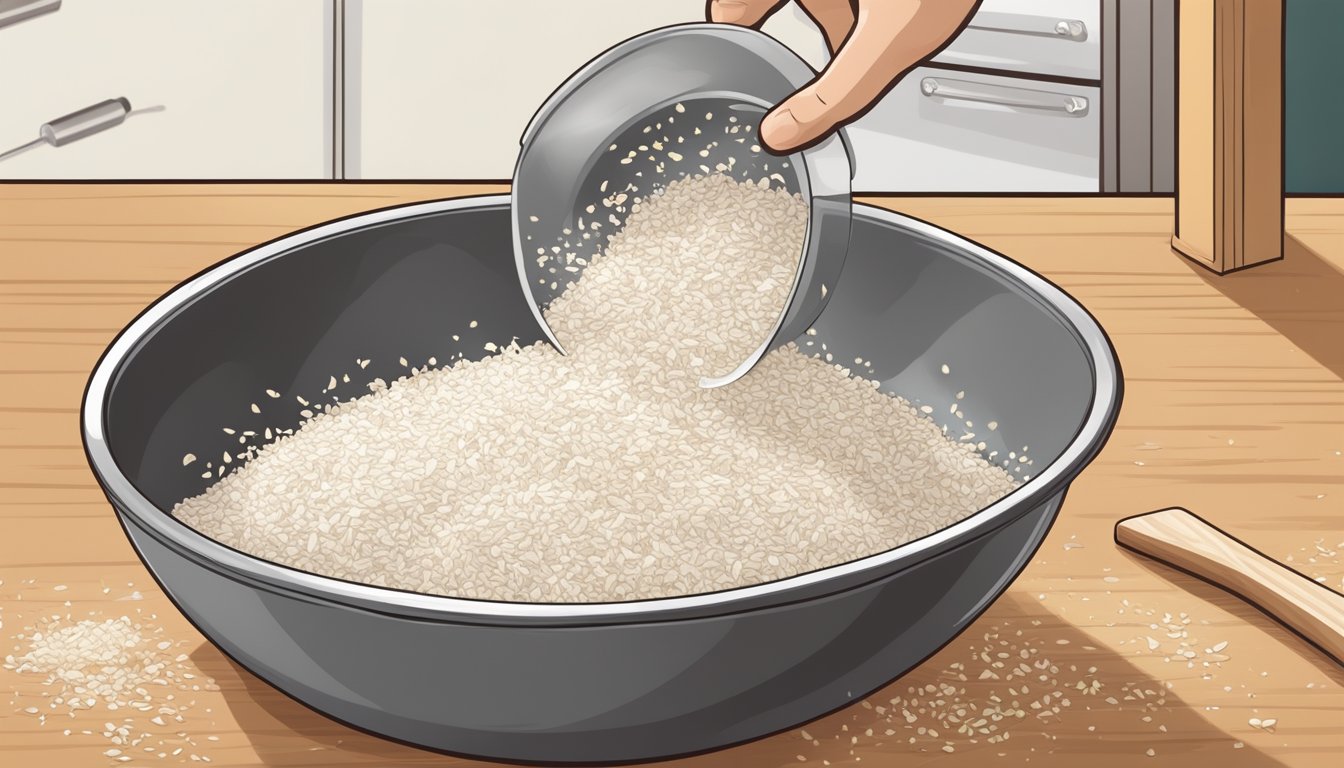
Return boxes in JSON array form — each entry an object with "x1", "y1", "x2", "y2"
[
  {"x1": 920, "y1": 77, "x2": 1089, "y2": 117},
  {"x1": 967, "y1": 12, "x2": 1087, "y2": 42},
  {"x1": 1, "y1": 98, "x2": 134, "y2": 164},
  {"x1": 0, "y1": 0, "x2": 61, "y2": 31}
]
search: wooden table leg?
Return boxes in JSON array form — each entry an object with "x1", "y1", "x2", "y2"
[{"x1": 1172, "y1": 0, "x2": 1284, "y2": 274}]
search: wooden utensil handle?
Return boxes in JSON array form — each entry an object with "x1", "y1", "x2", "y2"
[{"x1": 1116, "y1": 507, "x2": 1344, "y2": 666}]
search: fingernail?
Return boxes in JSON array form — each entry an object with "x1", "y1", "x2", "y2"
[
  {"x1": 760, "y1": 108, "x2": 802, "y2": 151},
  {"x1": 713, "y1": 1, "x2": 750, "y2": 23}
]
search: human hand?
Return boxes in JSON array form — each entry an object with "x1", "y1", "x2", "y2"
[{"x1": 707, "y1": 0, "x2": 981, "y2": 152}]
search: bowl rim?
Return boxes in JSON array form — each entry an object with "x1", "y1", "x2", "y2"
[{"x1": 82, "y1": 194, "x2": 1121, "y2": 627}]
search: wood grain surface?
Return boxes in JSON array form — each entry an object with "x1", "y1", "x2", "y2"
[{"x1": 1, "y1": 186, "x2": 1341, "y2": 767}]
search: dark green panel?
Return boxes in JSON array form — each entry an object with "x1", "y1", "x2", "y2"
[{"x1": 1286, "y1": 0, "x2": 1344, "y2": 194}]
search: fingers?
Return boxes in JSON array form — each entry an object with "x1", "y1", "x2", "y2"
[
  {"x1": 706, "y1": 0, "x2": 787, "y2": 27},
  {"x1": 760, "y1": 0, "x2": 979, "y2": 152},
  {"x1": 795, "y1": 0, "x2": 856, "y2": 54},
  {"x1": 761, "y1": 1, "x2": 917, "y2": 152}
]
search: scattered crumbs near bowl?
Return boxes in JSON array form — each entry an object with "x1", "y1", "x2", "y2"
[
  {"x1": 785, "y1": 616, "x2": 1189, "y2": 760},
  {"x1": 3, "y1": 604, "x2": 221, "y2": 764}
]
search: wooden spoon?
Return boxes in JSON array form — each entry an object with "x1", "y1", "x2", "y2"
[{"x1": 1115, "y1": 507, "x2": 1344, "y2": 666}]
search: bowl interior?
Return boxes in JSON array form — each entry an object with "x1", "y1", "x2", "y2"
[{"x1": 102, "y1": 199, "x2": 1098, "y2": 565}]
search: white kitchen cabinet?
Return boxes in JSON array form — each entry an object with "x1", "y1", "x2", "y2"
[
  {"x1": 744, "y1": 2, "x2": 1105, "y2": 192},
  {"x1": 0, "y1": 0, "x2": 331, "y2": 179},
  {"x1": 349, "y1": 0, "x2": 720, "y2": 179},
  {"x1": 934, "y1": 0, "x2": 1101, "y2": 81},
  {"x1": 349, "y1": 0, "x2": 833, "y2": 180},
  {"x1": 348, "y1": 0, "x2": 1103, "y2": 189},
  {"x1": 848, "y1": 66, "x2": 1100, "y2": 192}
]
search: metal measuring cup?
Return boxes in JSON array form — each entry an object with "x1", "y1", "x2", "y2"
[{"x1": 512, "y1": 23, "x2": 853, "y2": 388}]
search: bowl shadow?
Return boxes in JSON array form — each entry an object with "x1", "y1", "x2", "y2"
[{"x1": 191, "y1": 591, "x2": 1281, "y2": 767}]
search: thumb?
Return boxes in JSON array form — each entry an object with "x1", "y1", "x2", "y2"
[
  {"x1": 758, "y1": 10, "x2": 903, "y2": 154},
  {"x1": 758, "y1": 87, "x2": 841, "y2": 154},
  {"x1": 763, "y1": 30, "x2": 897, "y2": 153},
  {"x1": 759, "y1": 0, "x2": 977, "y2": 152},
  {"x1": 706, "y1": 0, "x2": 786, "y2": 27},
  {"x1": 759, "y1": 0, "x2": 897, "y2": 153}
]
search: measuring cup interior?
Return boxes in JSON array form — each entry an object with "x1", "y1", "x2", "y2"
[
  {"x1": 515, "y1": 95, "x2": 807, "y2": 315},
  {"x1": 512, "y1": 24, "x2": 852, "y2": 382}
]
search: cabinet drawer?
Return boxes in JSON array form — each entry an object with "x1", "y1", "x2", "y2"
[
  {"x1": 934, "y1": 0, "x2": 1100, "y2": 81},
  {"x1": 848, "y1": 66, "x2": 1099, "y2": 192},
  {"x1": 0, "y1": 0, "x2": 330, "y2": 179}
]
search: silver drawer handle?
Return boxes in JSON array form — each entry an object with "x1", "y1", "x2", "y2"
[
  {"x1": 0, "y1": 0, "x2": 61, "y2": 31},
  {"x1": 920, "y1": 77, "x2": 1089, "y2": 117},
  {"x1": 968, "y1": 12, "x2": 1087, "y2": 42},
  {"x1": 1, "y1": 98, "x2": 136, "y2": 164}
]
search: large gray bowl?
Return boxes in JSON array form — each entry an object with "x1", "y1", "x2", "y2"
[{"x1": 82, "y1": 196, "x2": 1120, "y2": 764}]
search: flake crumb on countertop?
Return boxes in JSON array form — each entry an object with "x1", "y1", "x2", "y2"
[
  {"x1": 785, "y1": 615, "x2": 1186, "y2": 759},
  {"x1": 3, "y1": 588, "x2": 222, "y2": 764}
]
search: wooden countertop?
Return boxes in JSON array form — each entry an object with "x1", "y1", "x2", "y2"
[{"x1": 1, "y1": 185, "x2": 1340, "y2": 767}]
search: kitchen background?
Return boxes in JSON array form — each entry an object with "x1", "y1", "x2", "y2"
[{"x1": 0, "y1": 0, "x2": 1338, "y2": 193}]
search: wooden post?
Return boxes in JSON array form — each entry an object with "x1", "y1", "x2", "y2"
[{"x1": 1172, "y1": 0, "x2": 1283, "y2": 273}]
